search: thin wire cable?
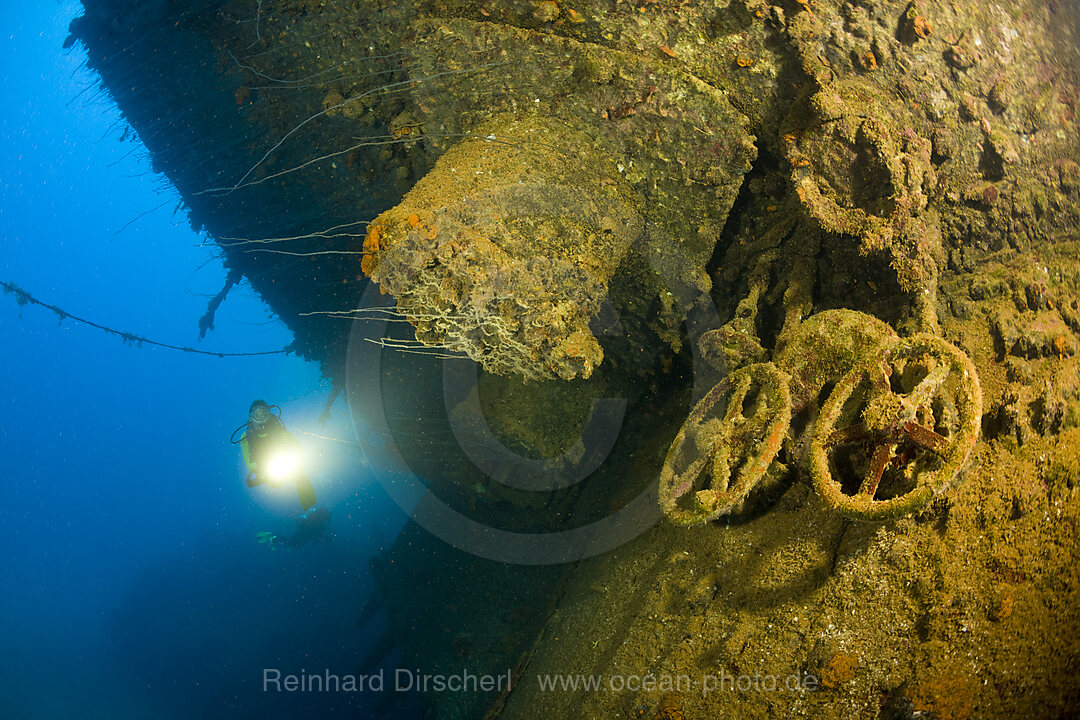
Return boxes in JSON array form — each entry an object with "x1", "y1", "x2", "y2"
[{"x1": 1, "y1": 280, "x2": 289, "y2": 357}]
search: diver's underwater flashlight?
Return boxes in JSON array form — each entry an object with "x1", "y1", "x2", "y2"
[{"x1": 264, "y1": 446, "x2": 302, "y2": 484}]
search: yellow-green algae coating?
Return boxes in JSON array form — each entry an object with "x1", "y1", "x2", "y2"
[
  {"x1": 364, "y1": 114, "x2": 643, "y2": 380},
  {"x1": 659, "y1": 361, "x2": 792, "y2": 526},
  {"x1": 662, "y1": 307, "x2": 983, "y2": 524},
  {"x1": 811, "y1": 332, "x2": 983, "y2": 521},
  {"x1": 363, "y1": 15, "x2": 755, "y2": 379},
  {"x1": 68, "y1": 0, "x2": 1080, "y2": 716}
]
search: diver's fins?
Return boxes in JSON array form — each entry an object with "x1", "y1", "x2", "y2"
[{"x1": 255, "y1": 531, "x2": 279, "y2": 549}]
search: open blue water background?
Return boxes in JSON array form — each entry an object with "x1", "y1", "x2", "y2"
[{"x1": 0, "y1": 3, "x2": 415, "y2": 717}]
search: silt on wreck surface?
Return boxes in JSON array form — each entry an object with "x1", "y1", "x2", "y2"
[{"x1": 70, "y1": 0, "x2": 1080, "y2": 717}]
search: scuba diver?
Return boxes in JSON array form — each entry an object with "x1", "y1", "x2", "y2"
[
  {"x1": 232, "y1": 400, "x2": 332, "y2": 549},
  {"x1": 235, "y1": 400, "x2": 317, "y2": 510}
]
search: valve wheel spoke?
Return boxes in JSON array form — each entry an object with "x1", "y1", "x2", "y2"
[
  {"x1": 825, "y1": 421, "x2": 871, "y2": 447},
  {"x1": 829, "y1": 418, "x2": 949, "y2": 498},
  {"x1": 861, "y1": 441, "x2": 893, "y2": 498},
  {"x1": 902, "y1": 420, "x2": 949, "y2": 455}
]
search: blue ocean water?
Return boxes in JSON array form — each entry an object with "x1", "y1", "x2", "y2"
[{"x1": 0, "y1": 3, "x2": 414, "y2": 718}]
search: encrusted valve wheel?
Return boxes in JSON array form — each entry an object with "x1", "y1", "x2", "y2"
[
  {"x1": 660, "y1": 363, "x2": 792, "y2": 526},
  {"x1": 810, "y1": 333, "x2": 982, "y2": 521}
]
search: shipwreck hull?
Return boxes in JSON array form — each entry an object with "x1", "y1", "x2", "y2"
[{"x1": 70, "y1": 0, "x2": 1080, "y2": 717}]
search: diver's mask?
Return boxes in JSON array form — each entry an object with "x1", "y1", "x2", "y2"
[{"x1": 249, "y1": 401, "x2": 273, "y2": 430}]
